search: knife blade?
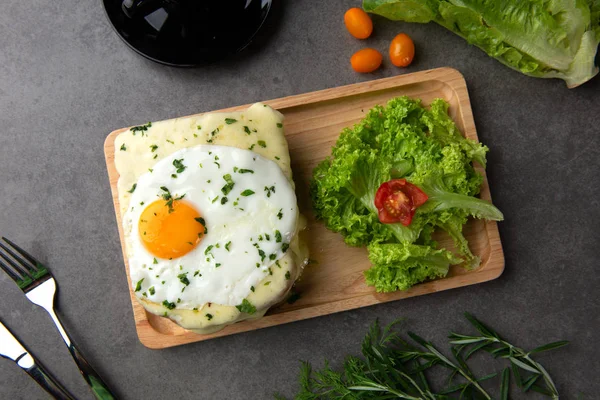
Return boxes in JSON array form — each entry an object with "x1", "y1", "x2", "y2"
[{"x1": 0, "y1": 320, "x2": 75, "y2": 400}]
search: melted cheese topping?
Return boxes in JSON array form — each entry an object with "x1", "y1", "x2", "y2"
[{"x1": 115, "y1": 103, "x2": 308, "y2": 332}]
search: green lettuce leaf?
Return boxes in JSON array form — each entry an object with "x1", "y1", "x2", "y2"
[
  {"x1": 365, "y1": 242, "x2": 461, "y2": 291},
  {"x1": 363, "y1": 0, "x2": 600, "y2": 87},
  {"x1": 311, "y1": 96, "x2": 503, "y2": 291}
]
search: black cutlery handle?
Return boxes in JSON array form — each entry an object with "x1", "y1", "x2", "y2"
[{"x1": 22, "y1": 359, "x2": 75, "y2": 400}]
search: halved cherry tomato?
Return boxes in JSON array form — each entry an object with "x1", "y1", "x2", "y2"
[
  {"x1": 344, "y1": 8, "x2": 373, "y2": 39},
  {"x1": 350, "y1": 48, "x2": 382, "y2": 73},
  {"x1": 389, "y1": 33, "x2": 415, "y2": 67},
  {"x1": 374, "y1": 179, "x2": 428, "y2": 226}
]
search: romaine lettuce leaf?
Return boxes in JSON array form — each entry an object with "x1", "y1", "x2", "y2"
[{"x1": 363, "y1": 0, "x2": 600, "y2": 87}]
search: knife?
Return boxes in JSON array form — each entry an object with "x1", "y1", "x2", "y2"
[{"x1": 0, "y1": 319, "x2": 75, "y2": 400}]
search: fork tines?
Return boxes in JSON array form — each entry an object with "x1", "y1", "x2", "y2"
[{"x1": 0, "y1": 237, "x2": 48, "y2": 289}]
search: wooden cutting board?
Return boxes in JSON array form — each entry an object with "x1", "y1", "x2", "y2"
[{"x1": 104, "y1": 67, "x2": 504, "y2": 349}]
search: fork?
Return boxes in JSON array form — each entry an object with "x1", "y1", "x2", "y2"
[{"x1": 0, "y1": 237, "x2": 117, "y2": 400}]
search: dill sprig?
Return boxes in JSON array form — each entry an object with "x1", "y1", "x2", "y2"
[{"x1": 280, "y1": 313, "x2": 567, "y2": 400}]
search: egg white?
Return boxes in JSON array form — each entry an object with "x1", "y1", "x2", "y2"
[{"x1": 123, "y1": 145, "x2": 298, "y2": 308}]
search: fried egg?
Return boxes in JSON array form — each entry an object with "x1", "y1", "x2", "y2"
[
  {"x1": 114, "y1": 103, "x2": 308, "y2": 334},
  {"x1": 123, "y1": 145, "x2": 297, "y2": 307}
]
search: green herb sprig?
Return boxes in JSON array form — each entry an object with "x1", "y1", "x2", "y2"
[
  {"x1": 448, "y1": 314, "x2": 567, "y2": 399},
  {"x1": 280, "y1": 313, "x2": 567, "y2": 400}
]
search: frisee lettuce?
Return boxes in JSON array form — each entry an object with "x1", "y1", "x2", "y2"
[
  {"x1": 363, "y1": 0, "x2": 600, "y2": 88},
  {"x1": 310, "y1": 96, "x2": 503, "y2": 292}
]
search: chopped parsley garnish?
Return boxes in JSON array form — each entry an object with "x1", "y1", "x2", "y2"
[
  {"x1": 269, "y1": 254, "x2": 276, "y2": 261},
  {"x1": 238, "y1": 168, "x2": 254, "y2": 174},
  {"x1": 277, "y1": 209, "x2": 283, "y2": 219},
  {"x1": 275, "y1": 230, "x2": 282, "y2": 243},
  {"x1": 166, "y1": 139, "x2": 174, "y2": 144},
  {"x1": 215, "y1": 263, "x2": 221, "y2": 268},
  {"x1": 258, "y1": 249, "x2": 266, "y2": 261},
  {"x1": 244, "y1": 126, "x2": 251, "y2": 135},
  {"x1": 148, "y1": 169, "x2": 153, "y2": 173},
  {"x1": 282, "y1": 243, "x2": 290, "y2": 253},
  {"x1": 197, "y1": 125, "x2": 202, "y2": 130},
  {"x1": 194, "y1": 270, "x2": 201, "y2": 277},
  {"x1": 256, "y1": 263, "x2": 260, "y2": 268},
  {"x1": 162, "y1": 300, "x2": 176, "y2": 310},
  {"x1": 221, "y1": 174, "x2": 235, "y2": 195},
  {"x1": 135, "y1": 278, "x2": 144, "y2": 292},
  {"x1": 235, "y1": 299, "x2": 257, "y2": 315},
  {"x1": 120, "y1": 143, "x2": 127, "y2": 151},
  {"x1": 178, "y1": 273, "x2": 190, "y2": 286},
  {"x1": 153, "y1": 257, "x2": 158, "y2": 264},
  {"x1": 275, "y1": 156, "x2": 281, "y2": 160},
  {"x1": 225, "y1": 118, "x2": 237, "y2": 124},
  {"x1": 264, "y1": 186, "x2": 275, "y2": 197},
  {"x1": 221, "y1": 197, "x2": 228, "y2": 205},
  {"x1": 264, "y1": 281, "x2": 271, "y2": 286},
  {"x1": 150, "y1": 144, "x2": 158, "y2": 152},
  {"x1": 276, "y1": 260, "x2": 281, "y2": 268},
  {"x1": 173, "y1": 158, "x2": 186, "y2": 173},
  {"x1": 127, "y1": 184, "x2": 137, "y2": 193},
  {"x1": 211, "y1": 196, "x2": 219, "y2": 203},
  {"x1": 206, "y1": 313, "x2": 213, "y2": 320},
  {"x1": 241, "y1": 189, "x2": 255, "y2": 197},
  {"x1": 225, "y1": 241, "x2": 231, "y2": 251},
  {"x1": 149, "y1": 286, "x2": 156, "y2": 295},
  {"x1": 249, "y1": 144, "x2": 256, "y2": 150},
  {"x1": 205, "y1": 245, "x2": 214, "y2": 255},
  {"x1": 277, "y1": 123, "x2": 283, "y2": 128},
  {"x1": 268, "y1": 267, "x2": 273, "y2": 275},
  {"x1": 214, "y1": 161, "x2": 220, "y2": 168},
  {"x1": 153, "y1": 154, "x2": 158, "y2": 159},
  {"x1": 160, "y1": 186, "x2": 184, "y2": 212},
  {"x1": 195, "y1": 217, "x2": 208, "y2": 234},
  {"x1": 265, "y1": 234, "x2": 270, "y2": 241},
  {"x1": 171, "y1": 174, "x2": 177, "y2": 179},
  {"x1": 285, "y1": 271, "x2": 291, "y2": 280},
  {"x1": 257, "y1": 140, "x2": 267, "y2": 148},
  {"x1": 250, "y1": 286, "x2": 255, "y2": 292},
  {"x1": 130, "y1": 122, "x2": 152, "y2": 135},
  {"x1": 258, "y1": 235, "x2": 263, "y2": 241}
]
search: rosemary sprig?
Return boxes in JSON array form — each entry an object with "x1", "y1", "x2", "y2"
[
  {"x1": 280, "y1": 313, "x2": 567, "y2": 400},
  {"x1": 449, "y1": 313, "x2": 568, "y2": 399}
]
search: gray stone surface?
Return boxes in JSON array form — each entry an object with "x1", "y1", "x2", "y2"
[{"x1": 1, "y1": 1, "x2": 599, "y2": 399}]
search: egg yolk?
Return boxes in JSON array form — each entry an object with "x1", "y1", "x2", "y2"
[{"x1": 138, "y1": 199, "x2": 205, "y2": 259}]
